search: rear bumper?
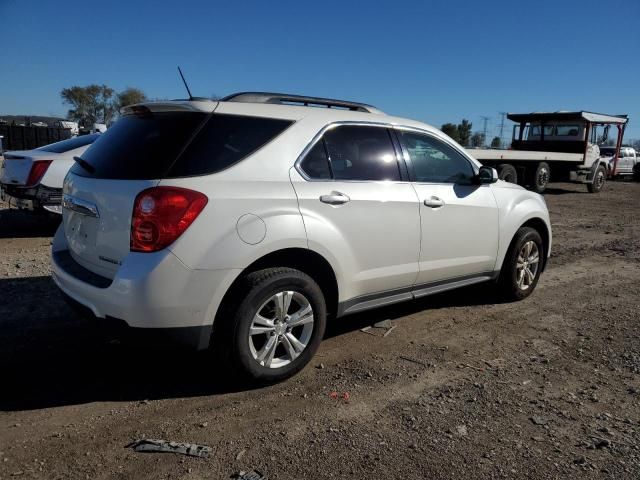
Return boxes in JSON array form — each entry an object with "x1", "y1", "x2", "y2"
[
  {"x1": 0, "y1": 183, "x2": 63, "y2": 212},
  {"x1": 61, "y1": 290, "x2": 214, "y2": 350},
  {"x1": 51, "y1": 225, "x2": 241, "y2": 350}
]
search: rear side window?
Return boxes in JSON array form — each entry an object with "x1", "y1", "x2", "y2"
[
  {"x1": 36, "y1": 134, "x2": 99, "y2": 153},
  {"x1": 71, "y1": 112, "x2": 292, "y2": 179},
  {"x1": 170, "y1": 114, "x2": 292, "y2": 177},
  {"x1": 555, "y1": 125, "x2": 580, "y2": 136},
  {"x1": 323, "y1": 126, "x2": 400, "y2": 181},
  {"x1": 299, "y1": 141, "x2": 332, "y2": 179}
]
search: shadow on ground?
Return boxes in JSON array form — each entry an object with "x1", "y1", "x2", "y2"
[
  {"x1": 0, "y1": 274, "x2": 506, "y2": 412},
  {"x1": 0, "y1": 207, "x2": 60, "y2": 239}
]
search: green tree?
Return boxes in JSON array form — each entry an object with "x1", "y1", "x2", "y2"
[
  {"x1": 61, "y1": 84, "x2": 115, "y2": 127},
  {"x1": 440, "y1": 123, "x2": 460, "y2": 143},
  {"x1": 490, "y1": 136, "x2": 502, "y2": 148},
  {"x1": 457, "y1": 119, "x2": 473, "y2": 147},
  {"x1": 61, "y1": 85, "x2": 147, "y2": 127},
  {"x1": 471, "y1": 132, "x2": 485, "y2": 147},
  {"x1": 115, "y1": 87, "x2": 147, "y2": 111}
]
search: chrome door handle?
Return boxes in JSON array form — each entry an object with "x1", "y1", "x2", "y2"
[
  {"x1": 424, "y1": 196, "x2": 445, "y2": 208},
  {"x1": 319, "y1": 192, "x2": 350, "y2": 205}
]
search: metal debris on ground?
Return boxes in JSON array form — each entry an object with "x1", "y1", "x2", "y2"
[
  {"x1": 361, "y1": 320, "x2": 396, "y2": 337},
  {"x1": 232, "y1": 470, "x2": 268, "y2": 480},
  {"x1": 383, "y1": 325, "x2": 397, "y2": 337},
  {"x1": 399, "y1": 355, "x2": 429, "y2": 367},
  {"x1": 126, "y1": 439, "x2": 211, "y2": 458},
  {"x1": 373, "y1": 319, "x2": 393, "y2": 329}
]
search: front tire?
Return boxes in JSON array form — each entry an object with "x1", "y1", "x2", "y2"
[
  {"x1": 587, "y1": 165, "x2": 606, "y2": 193},
  {"x1": 213, "y1": 267, "x2": 326, "y2": 384},
  {"x1": 498, "y1": 227, "x2": 544, "y2": 301}
]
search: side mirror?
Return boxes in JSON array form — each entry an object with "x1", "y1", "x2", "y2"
[{"x1": 477, "y1": 165, "x2": 498, "y2": 184}]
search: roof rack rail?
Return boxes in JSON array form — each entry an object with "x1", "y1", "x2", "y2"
[{"x1": 220, "y1": 92, "x2": 384, "y2": 114}]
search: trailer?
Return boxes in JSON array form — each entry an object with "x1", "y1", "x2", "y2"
[{"x1": 466, "y1": 111, "x2": 628, "y2": 193}]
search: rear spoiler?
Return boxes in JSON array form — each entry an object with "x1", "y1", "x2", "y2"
[{"x1": 120, "y1": 101, "x2": 216, "y2": 116}]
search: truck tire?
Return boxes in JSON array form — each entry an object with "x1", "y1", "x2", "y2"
[
  {"x1": 529, "y1": 162, "x2": 550, "y2": 194},
  {"x1": 498, "y1": 164, "x2": 518, "y2": 184},
  {"x1": 587, "y1": 165, "x2": 606, "y2": 193}
]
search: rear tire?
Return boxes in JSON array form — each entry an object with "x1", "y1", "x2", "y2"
[
  {"x1": 497, "y1": 227, "x2": 544, "y2": 301},
  {"x1": 212, "y1": 267, "x2": 326, "y2": 384},
  {"x1": 529, "y1": 162, "x2": 550, "y2": 194},
  {"x1": 498, "y1": 164, "x2": 518, "y2": 184},
  {"x1": 587, "y1": 165, "x2": 606, "y2": 193}
]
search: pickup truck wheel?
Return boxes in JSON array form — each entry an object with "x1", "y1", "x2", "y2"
[
  {"x1": 498, "y1": 164, "x2": 518, "y2": 184},
  {"x1": 212, "y1": 267, "x2": 326, "y2": 384},
  {"x1": 530, "y1": 162, "x2": 550, "y2": 194},
  {"x1": 498, "y1": 227, "x2": 544, "y2": 301},
  {"x1": 587, "y1": 165, "x2": 606, "y2": 193}
]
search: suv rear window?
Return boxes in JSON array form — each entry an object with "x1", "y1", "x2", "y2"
[
  {"x1": 71, "y1": 111, "x2": 292, "y2": 179},
  {"x1": 36, "y1": 134, "x2": 99, "y2": 153}
]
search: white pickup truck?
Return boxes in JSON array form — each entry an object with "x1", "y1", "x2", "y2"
[{"x1": 466, "y1": 111, "x2": 628, "y2": 193}]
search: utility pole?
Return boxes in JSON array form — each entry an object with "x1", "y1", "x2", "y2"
[
  {"x1": 480, "y1": 116, "x2": 490, "y2": 147},
  {"x1": 498, "y1": 112, "x2": 507, "y2": 140}
]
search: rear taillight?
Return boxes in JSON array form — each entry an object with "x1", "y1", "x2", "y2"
[
  {"x1": 131, "y1": 187, "x2": 208, "y2": 252},
  {"x1": 26, "y1": 160, "x2": 53, "y2": 186}
]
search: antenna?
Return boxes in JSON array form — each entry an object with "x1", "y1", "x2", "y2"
[{"x1": 177, "y1": 66, "x2": 194, "y2": 100}]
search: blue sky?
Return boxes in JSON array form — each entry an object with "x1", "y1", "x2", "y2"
[{"x1": 2, "y1": 0, "x2": 639, "y2": 139}]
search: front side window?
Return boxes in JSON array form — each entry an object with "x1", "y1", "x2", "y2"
[{"x1": 398, "y1": 131, "x2": 475, "y2": 184}]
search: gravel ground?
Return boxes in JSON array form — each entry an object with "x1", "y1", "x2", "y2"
[{"x1": 1, "y1": 181, "x2": 639, "y2": 479}]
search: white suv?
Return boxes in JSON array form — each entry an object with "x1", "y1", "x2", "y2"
[{"x1": 52, "y1": 92, "x2": 551, "y2": 383}]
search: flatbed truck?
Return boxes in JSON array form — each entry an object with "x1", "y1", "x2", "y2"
[{"x1": 466, "y1": 111, "x2": 628, "y2": 193}]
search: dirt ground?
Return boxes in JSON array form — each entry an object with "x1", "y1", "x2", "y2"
[{"x1": 1, "y1": 181, "x2": 639, "y2": 480}]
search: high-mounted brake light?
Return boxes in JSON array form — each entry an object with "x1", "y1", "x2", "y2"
[
  {"x1": 26, "y1": 160, "x2": 53, "y2": 187},
  {"x1": 130, "y1": 186, "x2": 208, "y2": 253}
]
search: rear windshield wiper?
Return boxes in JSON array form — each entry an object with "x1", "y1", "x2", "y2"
[{"x1": 73, "y1": 156, "x2": 95, "y2": 174}]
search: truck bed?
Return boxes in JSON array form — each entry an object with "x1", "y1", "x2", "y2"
[{"x1": 466, "y1": 148, "x2": 584, "y2": 163}]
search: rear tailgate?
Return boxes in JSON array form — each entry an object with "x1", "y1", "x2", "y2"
[
  {"x1": 61, "y1": 103, "x2": 213, "y2": 279},
  {"x1": 63, "y1": 174, "x2": 158, "y2": 278},
  {"x1": 1, "y1": 152, "x2": 35, "y2": 186}
]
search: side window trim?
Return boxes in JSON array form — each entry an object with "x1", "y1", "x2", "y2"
[
  {"x1": 295, "y1": 122, "x2": 411, "y2": 183},
  {"x1": 394, "y1": 126, "x2": 478, "y2": 184}
]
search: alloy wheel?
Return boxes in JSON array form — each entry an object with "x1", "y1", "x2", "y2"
[
  {"x1": 516, "y1": 241, "x2": 540, "y2": 291},
  {"x1": 248, "y1": 291, "x2": 314, "y2": 369}
]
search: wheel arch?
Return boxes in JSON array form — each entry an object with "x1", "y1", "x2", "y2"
[
  {"x1": 514, "y1": 217, "x2": 550, "y2": 272},
  {"x1": 213, "y1": 248, "x2": 340, "y2": 329}
]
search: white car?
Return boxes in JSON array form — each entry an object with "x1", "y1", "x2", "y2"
[
  {"x1": 0, "y1": 134, "x2": 99, "y2": 214},
  {"x1": 600, "y1": 146, "x2": 638, "y2": 176},
  {"x1": 51, "y1": 93, "x2": 551, "y2": 383}
]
